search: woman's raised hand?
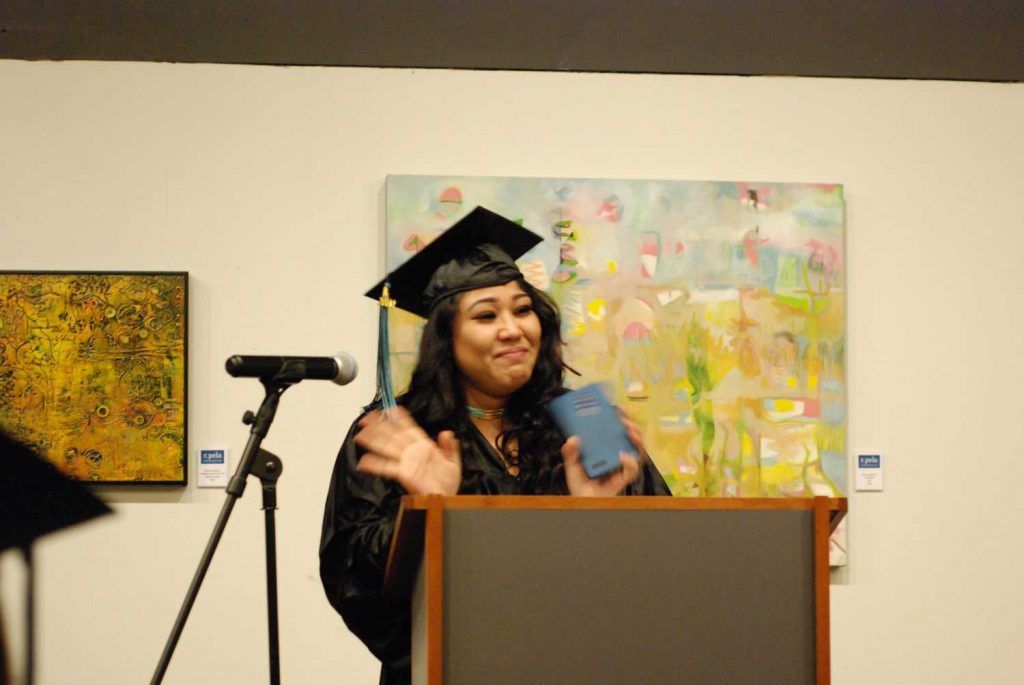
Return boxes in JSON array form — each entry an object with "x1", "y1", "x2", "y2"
[
  {"x1": 560, "y1": 436, "x2": 640, "y2": 497},
  {"x1": 619, "y1": 412, "x2": 649, "y2": 461},
  {"x1": 354, "y1": 406, "x2": 462, "y2": 496}
]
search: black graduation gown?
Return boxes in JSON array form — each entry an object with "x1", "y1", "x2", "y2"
[{"x1": 318, "y1": 411, "x2": 671, "y2": 685}]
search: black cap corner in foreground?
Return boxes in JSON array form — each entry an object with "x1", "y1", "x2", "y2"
[
  {"x1": 0, "y1": 428, "x2": 112, "y2": 552},
  {"x1": 364, "y1": 205, "x2": 544, "y2": 319}
]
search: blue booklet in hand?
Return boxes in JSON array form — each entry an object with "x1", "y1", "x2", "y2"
[{"x1": 547, "y1": 383, "x2": 637, "y2": 479}]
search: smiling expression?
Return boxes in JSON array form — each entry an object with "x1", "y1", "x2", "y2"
[{"x1": 452, "y1": 280, "x2": 541, "y2": 407}]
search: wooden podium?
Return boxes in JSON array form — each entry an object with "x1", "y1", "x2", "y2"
[{"x1": 384, "y1": 495, "x2": 847, "y2": 685}]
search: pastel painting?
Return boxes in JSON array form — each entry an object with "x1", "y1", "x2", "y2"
[
  {"x1": 0, "y1": 272, "x2": 187, "y2": 484},
  {"x1": 385, "y1": 176, "x2": 845, "y2": 498}
]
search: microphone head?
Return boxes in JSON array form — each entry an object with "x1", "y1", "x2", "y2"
[{"x1": 330, "y1": 352, "x2": 359, "y2": 385}]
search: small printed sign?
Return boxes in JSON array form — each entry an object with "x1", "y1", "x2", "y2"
[
  {"x1": 855, "y1": 452, "x2": 884, "y2": 491},
  {"x1": 198, "y1": 448, "x2": 229, "y2": 488}
]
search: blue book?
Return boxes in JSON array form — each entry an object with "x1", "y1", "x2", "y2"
[{"x1": 547, "y1": 383, "x2": 637, "y2": 479}]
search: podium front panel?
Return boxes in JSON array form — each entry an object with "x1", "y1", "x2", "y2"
[{"x1": 440, "y1": 508, "x2": 815, "y2": 685}]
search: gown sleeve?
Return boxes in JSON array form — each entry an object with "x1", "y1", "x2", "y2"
[{"x1": 318, "y1": 413, "x2": 411, "y2": 668}]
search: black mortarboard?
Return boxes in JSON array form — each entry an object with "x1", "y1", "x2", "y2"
[
  {"x1": 0, "y1": 427, "x2": 112, "y2": 551},
  {"x1": 1, "y1": 427, "x2": 111, "y2": 685},
  {"x1": 365, "y1": 205, "x2": 543, "y2": 318},
  {"x1": 363, "y1": 205, "x2": 544, "y2": 407}
]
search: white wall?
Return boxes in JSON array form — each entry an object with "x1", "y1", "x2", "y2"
[{"x1": 1, "y1": 61, "x2": 1022, "y2": 684}]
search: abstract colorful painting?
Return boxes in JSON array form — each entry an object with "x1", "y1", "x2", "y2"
[
  {"x1": 0, "y1": 272, "x2": 187, "y2": 484},
  {"x1": 385, "y1": 176, "x2": 846, "y2": 498}
]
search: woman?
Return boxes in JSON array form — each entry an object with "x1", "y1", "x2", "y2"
[{"x1": 319, "y1": 208, "x2": 669, "y2": 685}]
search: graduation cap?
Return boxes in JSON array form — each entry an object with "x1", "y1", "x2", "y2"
[
  {"x1": 364, "y1": 205, "x2": 544, "y2": 407},
  {"x1": 0, "y1": 427, "x2": 111, "y2": 551},
  {"x1": 0, "y1": 427, "x2": 111, "y2": 685}
]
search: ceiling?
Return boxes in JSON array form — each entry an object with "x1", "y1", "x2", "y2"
[{"x1": 1, "y1": 1, "x2": 1021, "y2": 81}]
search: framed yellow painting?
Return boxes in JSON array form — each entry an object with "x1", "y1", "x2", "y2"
[{"x1": 0, "y1": 271, "x2": 187, "y2": 484}]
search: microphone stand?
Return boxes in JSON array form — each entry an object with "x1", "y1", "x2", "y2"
[{"x1": 152, "y1": 371, "x2": 299, "y2": 685}]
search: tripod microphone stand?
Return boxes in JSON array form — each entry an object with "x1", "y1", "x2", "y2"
[{"x1": 151, "y1": 371, "x2": 300, "y2": 685}]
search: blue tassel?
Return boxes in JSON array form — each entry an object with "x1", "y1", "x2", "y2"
[{"x1": 376, "y1": 282, "x2": 397, "y2": 409}]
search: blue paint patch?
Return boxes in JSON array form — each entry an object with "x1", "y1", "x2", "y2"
[
  {"x1": 659, "y1": 412, "x2": 691, "y2": 431},
  {"x1": 822, "y1": 401, "x2": 845, "y2": 423},
  {"x1": 821, "y1": 451, "x2": 846, "y2": 493},
  {"x1": 759, "y1": 246, "x2": 780, "y2": 287}
]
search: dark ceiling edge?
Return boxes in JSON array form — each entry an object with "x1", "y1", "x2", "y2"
[
  {"x1": 1, "y1": 1, "x2": 1021, "y2": 83},
  {"x1": 4, "y1": 57, "x2": 1019, "y2": 85}
]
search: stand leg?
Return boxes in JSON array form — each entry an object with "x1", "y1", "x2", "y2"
[
  {"x1": 265, "y1": 508, "x2": 280, "y2": 685},
  {"x1": 151, "y1": 495, "x2": 239, "y2": 684},
  {"x1": 151, "y1": 381, "x2": 289, "y2": 685},
  {"x1": 254, "y1": 450, "x2": 283, "y2": 685},
  {"x1": 22, "y1": 546, "x2": 34, "y2": 685}
]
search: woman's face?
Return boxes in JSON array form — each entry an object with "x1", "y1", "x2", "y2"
[{"x1": 452, "y1": 280, "x2": 541, "y2": 405}]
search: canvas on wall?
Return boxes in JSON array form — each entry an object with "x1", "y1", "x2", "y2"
[
  {"x1": 385, "y1": 176, "x2": 846, "y2": 498},
  {"x1": 0, "y1": 272, "x2": 188, "y2": 484}
]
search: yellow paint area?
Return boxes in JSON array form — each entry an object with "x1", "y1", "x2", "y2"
[
  {"x1": 741, "y1": 431, "x2": 754, "y2": 456},
  {"x1": 773, "y1": 398, "x2": 796, "y2": 412},
  {"x1": 761, "y1": 462, "x2": 802, "y2": 487}
]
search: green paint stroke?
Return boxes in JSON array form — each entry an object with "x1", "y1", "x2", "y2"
[{"x1": 685, "y1": 320, "x2": 716, "y2": 494}]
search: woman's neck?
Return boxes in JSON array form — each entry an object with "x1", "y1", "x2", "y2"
[
  {"x1": 463, "y1": 387, "x2": 508, "y2": 445},
  {"x1": 463, "y1": 387, "x2": 507, "y2": 413},
  {"x1": 464, "y1": 403, "x2": 519, "y2": 477}
]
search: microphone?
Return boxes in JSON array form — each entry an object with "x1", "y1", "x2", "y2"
[{"x1": 225, "y1": 353, "x2": 358, "y2": 385}]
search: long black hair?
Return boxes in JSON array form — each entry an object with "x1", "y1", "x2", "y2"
[{"x1": 402, "y1": 278, "x2": 570, "y2": 492}]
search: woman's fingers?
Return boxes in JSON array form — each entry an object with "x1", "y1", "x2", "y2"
[
  {"x1": 380, "y1": 405, "x2": 415, "y2": 427},
  {"x1": 437, "y1": 430, "x2": 461, "y2": 465},
  {"x1": 356, "y1": 414, "x2": 462, "y2": 496},
  {"x1": 356, "y1": 452, "x2": 401, "y2": 480},
  {"x1": 357, "y1": 412, "x2": 376, "y2": 428},
  {"x1": 565, "y1": 446, "x2": 640, "y2": 497},
  {"x1": 357, "y1": 406, "x2": 413, "y2": 433},
  {"x1": 618, "y1": 453, "x2": 640, "y2": 484},
  {"x1": 353, "y1": 426, "x2": 399, "y2": 458},
  {"x1": 596, "y1": 456, "x2": 636, "y2": 491},
  {"x1": 560, "y1": 436, "x2": 582, "y2": 467},
  {"x1": 354, "y1": 407, "x2": 426, "y2": 457},
  {"x1": 619, "y1": 414, "x2": 648, "y2": 459}
]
